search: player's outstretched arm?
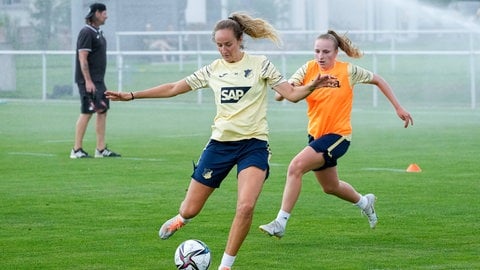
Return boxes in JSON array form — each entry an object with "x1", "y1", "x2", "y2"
[
  {"x1": 105, "y1": 79, "x2": 192, "y2": 101},
  {"x1": 274, "y1": 74, "x2": 338, "y2": 103}
]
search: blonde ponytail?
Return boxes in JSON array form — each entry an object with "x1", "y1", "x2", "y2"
[
  {"x1": 318, "y1": 30, "x2": 363, "y2": 58},
  {"x1": 213, "y1": 12, "x2": 282, "y2": 47}
]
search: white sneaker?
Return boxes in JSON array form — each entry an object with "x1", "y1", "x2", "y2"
[
  {"x1": 259, "y1": 220, "x2": 285, "y2": 239},
  {"x1": 70, "y1": 148, "x2": 90, "y2": 159},
  {"x1": 159, "y1": 215, "x2": 185, "y2": 240},
  {"x1": 362, "y1": 194, "x2": 378, "y2": 229},
  {"x1": 95, "y1": 147, "x2": 121, "y2": 158}
]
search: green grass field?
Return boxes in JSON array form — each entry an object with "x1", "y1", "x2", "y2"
[{"x1": 0, "y1": 100, "x2": 479, "y2": 269}]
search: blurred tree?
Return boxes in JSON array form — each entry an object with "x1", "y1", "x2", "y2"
[
  {"x1": 30, "y1": 0, "x2": 70, "y2": 49},
  {"x1": 419, "y1": 0, "x2": 452, "y2": 7},
  {"x1": 0, "y1": 14, "x2": 20, "y2": 49}
]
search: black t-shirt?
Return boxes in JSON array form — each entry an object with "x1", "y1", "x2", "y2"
[{"x1": 75, "y1": 25, "x2": 107, "y2": 83}]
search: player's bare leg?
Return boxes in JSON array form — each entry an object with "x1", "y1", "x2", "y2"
[{"x1": 221, "y1": 166, "x2": 265, "y2": 267}]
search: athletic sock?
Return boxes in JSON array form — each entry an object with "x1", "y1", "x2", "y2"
[
  {"x1": 178, "y1": 214, "x2": 191, "y2": 224},
  {"x1": 354, "y1": 195, "x2": 368, "y2": 209},
  {"x1": 276, "y1": 209, "x2": 290, "y2": 228},
  {"x1": 219, "y1": 252, "x2": 235, "y2": 269}
]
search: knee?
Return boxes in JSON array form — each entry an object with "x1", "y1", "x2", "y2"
[
  {"x1": 322, "y1": 186, "x2": 336, "y2": 195},
  {"x1": 321, "y1": 183, "x2": 339, "y2": 195},
  {"x1": 235, "y1": 202, "x2": 255, "y2": 219},
  {"x1": 287, "y1": 159, "x2": 306, "y2": 178}
]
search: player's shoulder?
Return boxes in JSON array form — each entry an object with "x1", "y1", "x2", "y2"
[
  {"x1": 246, "y1": 53, "x2": 268, "y2": 62},
  {"x1": 246, "y1": 54, "x2": 275, "y2": 70}
]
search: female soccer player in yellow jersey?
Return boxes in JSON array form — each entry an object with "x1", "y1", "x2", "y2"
[
  {"x1": 105, "y1": 13, "x2": 338, "y2": 270},
  {"x1": 259, "y1": 30, "x2": 413, "y2": 238}
]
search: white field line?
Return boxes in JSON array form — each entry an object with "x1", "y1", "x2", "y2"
[
  {"x1": 269, "y1": 163, "x2": 285, "y2": 167},
  {"x1": 45, "y1": 133, "x2": 208, "y2": 144},
  {"x1": 8, "y1": 152, "x2": 56, "y2": 157},
  {"x1": 7, "y1": 152, "x2": 164, "y2": 161},
  {"x1": 5, "y1": 153, "x2": 411, "y2": 170},
  {"x1": 162, "y1": 133, "x2": 208, "y2": 138},
  {"x1": 361, "y1": 167, "x2": 406, "y2": 173},
  {"x1": 120, "y1": 157, "x2": 164, "y2": 162},
  {"x1": 45, "y1": 139, "x2": 74, "y2": 143}
]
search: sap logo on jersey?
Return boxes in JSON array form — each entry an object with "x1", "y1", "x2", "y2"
[{"x1": 220, "y1": 87, "x2": 251, "y2": 103}]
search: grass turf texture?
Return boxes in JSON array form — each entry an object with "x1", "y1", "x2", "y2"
[{"x1": 0, "y1": 100, "x2": 479, "y2": 269}]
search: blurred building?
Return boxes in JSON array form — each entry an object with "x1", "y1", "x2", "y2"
[{"x1": 0, "y1": 0, "x2": 33, "y2": 47}]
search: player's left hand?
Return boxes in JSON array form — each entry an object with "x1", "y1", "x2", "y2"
[
  {"x1": 313, "y1": 74, "x2": 339, "y2": 89},
  {"x1": 397, "y1": 108, "x2": 413, "y2": 128}
]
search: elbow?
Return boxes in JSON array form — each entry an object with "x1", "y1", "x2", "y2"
[
  {"x1": 278, "y1": 91, "x2": 301, "y2": 103},
  {"x1": 278, "y1": 92, "x2": 301, "y2": 103},
  {"x1": 168, "y1": 83, "x2": 184, "y2": 97},
  {"x1": 284, "y1": 96, "x2": 301, "y2": 103}
]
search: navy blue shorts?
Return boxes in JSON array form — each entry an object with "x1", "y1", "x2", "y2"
[
  {"x1": 192, "y1": 138, "x2": 270, "y2": 188},
  {"x1": 78, "y1": 82, "x2": 109, "y2": 114},
  {"x1": 308, "y1": 133, "x2": 350, "y2": 171}
]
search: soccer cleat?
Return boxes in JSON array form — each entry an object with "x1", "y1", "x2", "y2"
[
  {"x1": 361, "y1": 194, "x2": 378, "y2": 229},
  {"x1": 95, "y1": 147, "x2": 121, "y2": 158},
  {"x1": 159, "y1": 215, "x2": 185, "y2": 240},
  {"x1": 218, "y1": 267, "x2": 231, "y2": 270},
  {"x1": 70, "y1": 148, "x2": 90, "y2": 159},
  {"x1": 259, "y1": 220, "x2": 285, "y2": 239}
]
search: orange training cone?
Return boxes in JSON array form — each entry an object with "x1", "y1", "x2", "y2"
[{"x1": 406, "y1": 163, "x2": 422, "y2": 172}]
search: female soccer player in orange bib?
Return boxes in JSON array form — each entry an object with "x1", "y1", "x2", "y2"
[{"x1": 260, "y1": 30, "x2": 413, "y2": 238}]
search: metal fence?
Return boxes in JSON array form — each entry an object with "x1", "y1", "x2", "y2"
[{"x1": 0, "y1": 29, "x2": 479, "y2": 108}]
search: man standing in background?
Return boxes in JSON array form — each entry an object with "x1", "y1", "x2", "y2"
[{"x1": 70, "y1": 2, "x2": 120, "y2": 159}]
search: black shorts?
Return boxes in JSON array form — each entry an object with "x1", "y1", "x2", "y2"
[
  {"x1": 77, "y1": 82, "x2": 109, "y2": 114},
  {"x1": 308, "y1": 133, "x2": 351, "y2": 171}
]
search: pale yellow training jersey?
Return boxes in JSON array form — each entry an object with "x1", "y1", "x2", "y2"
[{"x1": 185, "y1": 53, "x2": 285, "y2": 141}]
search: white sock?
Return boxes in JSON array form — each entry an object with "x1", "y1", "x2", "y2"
[
  {"x1": 354, "y1": 195, "x2": 368, "y2": 209},
  {"x1": 177, "y1": 214, "x2": 191, "y2": 224},
  {"x1": 219, "y1": 252, "x2": 235, "y2": 269},
  {"x1": 276, "y1": 209, "x2": 290, "y2": 228}
]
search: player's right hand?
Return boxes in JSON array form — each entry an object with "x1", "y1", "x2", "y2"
[{"x1": 105, "y1": 91, "x2": 130, "y2": 101}]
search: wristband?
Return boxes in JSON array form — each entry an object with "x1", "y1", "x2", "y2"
[{"x1": 130, "y1": 92, "x2": 135, "y2": 100}]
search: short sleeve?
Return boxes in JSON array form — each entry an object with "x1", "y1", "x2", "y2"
[
  {"x1": 349, "y1": 63, "x2": 374, "y2": 85},
  {"x1": 185, "y1": 64, "x2": 212, "y2": 90},
  {"x1": 260, "y1": 57, "x2": 286, "y2": 87}
]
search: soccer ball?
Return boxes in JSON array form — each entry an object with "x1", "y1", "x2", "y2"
[{"x1": 174, "y1": 239, "x2": 211, "y2": 270}]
